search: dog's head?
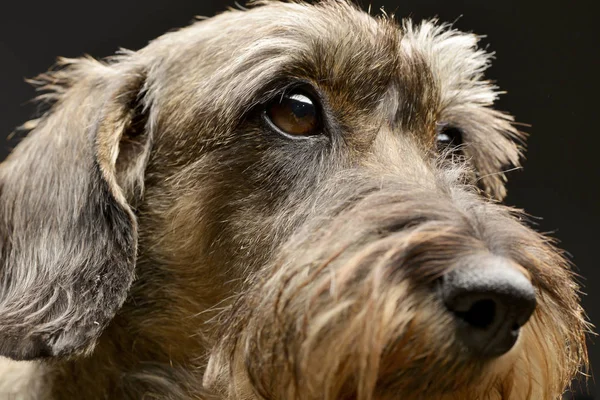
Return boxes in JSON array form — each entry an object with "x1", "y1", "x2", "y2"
[{"x1": 0, "y1": 1, "x2": 587, "y2": 398}]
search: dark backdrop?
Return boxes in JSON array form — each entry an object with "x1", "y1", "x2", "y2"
[{"x1": 0, "y1": 1, "x2": 597, "y2": 398}]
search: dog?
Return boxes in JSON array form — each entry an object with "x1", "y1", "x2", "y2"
[{"x1": 0, "y1": 1, "x2": 589, "y2": 399}]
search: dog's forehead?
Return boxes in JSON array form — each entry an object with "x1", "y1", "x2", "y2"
[
  {"x1": 146, "y1": 1, "x2": 497, "y2": 136},
  {"x1": 189, "y1": 2, "x2": 401, "y2": 104}
]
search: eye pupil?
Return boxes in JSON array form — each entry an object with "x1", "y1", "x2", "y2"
[
  {"x1": 436, "y1": 125, "x2": 463, "y2": 150},
  {"x1": 288, "y1": 94, "x2": 313, "y2": 118},
  {"x1": 437, "y1": 132, "x2": 453, "y2": 144},
  {"x1": 266, "y1": 90, "x2": 320, "y2": 136}
]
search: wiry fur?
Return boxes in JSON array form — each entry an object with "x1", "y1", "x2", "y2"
[{"x1": 0, "y1": 1, "x2": 588, "y2": 399}]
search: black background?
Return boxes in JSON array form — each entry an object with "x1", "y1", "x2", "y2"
[{"x1": 0, "y1": 1, "x2": 597, "y2": 397}]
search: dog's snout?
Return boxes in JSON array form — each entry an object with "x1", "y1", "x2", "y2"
[{"x1": 440, "y1": 256, "x2": 537, "y2": 358}]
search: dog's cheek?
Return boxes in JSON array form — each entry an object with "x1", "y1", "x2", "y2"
[{"x1": 222, "y1": 128, "x2": 340, "y2": 235}]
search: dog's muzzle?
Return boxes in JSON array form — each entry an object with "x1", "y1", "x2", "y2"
[{"x1": 439, "y1": 254, "x2": 537, "y2": 358}]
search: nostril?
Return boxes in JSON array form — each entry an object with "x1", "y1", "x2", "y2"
[{"x1": 454, "y1": 298, "x2": 496, "y2": 329}]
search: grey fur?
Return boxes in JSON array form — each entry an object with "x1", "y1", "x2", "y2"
[{"x1": 0, "y1": 1, "x2": 587, "y2": 399}]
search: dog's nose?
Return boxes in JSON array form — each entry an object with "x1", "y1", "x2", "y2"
[{"x1": 440, "y1": 256, "x2": 536, "y2": 358}]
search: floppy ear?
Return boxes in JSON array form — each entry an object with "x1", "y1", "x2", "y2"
[{"x1": 0, "y1": 56, "x2": 152, "y2": 360}]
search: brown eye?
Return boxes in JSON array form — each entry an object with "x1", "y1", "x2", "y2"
[{"x1": 265, "y1": 91, "x2": 320, "y2": 137}]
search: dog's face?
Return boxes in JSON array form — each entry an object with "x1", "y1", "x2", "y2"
[{"x1": 0, "y1": 1, "x2": 587, "y2": 399}]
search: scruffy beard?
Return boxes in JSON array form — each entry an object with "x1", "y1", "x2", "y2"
[{"x1": 203, "y1": 173, "x2": 587, "y2": 400}]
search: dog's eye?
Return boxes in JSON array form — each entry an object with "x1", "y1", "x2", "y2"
[
  {"x1": 265, "y1": 91, "x2": 320, "y2": 137},
  {"x1": 436, "y1": 124, "x2": 463, "y2": 152}
]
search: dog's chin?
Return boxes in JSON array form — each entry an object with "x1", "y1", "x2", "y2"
[
  {"x1": 382, "y1": 342, "x2": 525, "y2": 399},
  {"x1": 365, "y1": 306, "x2": 525, "y2": 399},
  {"x1": 212, "y1": 307, "x2": 541, "y2": 400},
  {"x1": 377, "y1": 318, "x2": 571, "y2": 400}
]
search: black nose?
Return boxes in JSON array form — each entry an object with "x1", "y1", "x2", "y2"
[{"x1": 440, "y1": 256, "x2": 537, "y2": 358}]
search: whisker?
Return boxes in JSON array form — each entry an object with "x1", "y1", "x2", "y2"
[{"x1": 476, "y1": 165, "x2": 523, "y2": 182}]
